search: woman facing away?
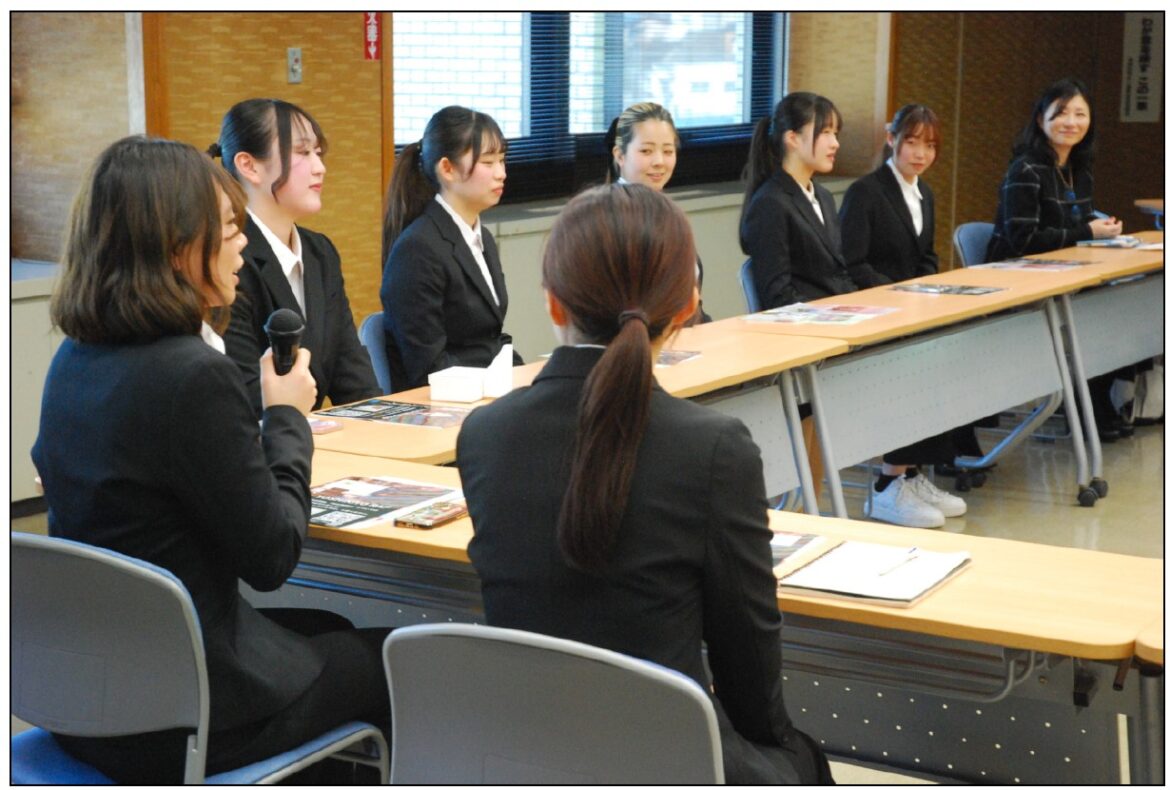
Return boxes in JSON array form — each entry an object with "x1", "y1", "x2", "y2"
[
  {"x1": 838, "y1": 104, "x2": 969, "y2": 529},
  {"x1": 33, "y1": 136, "x2": 390, "y2": 783},
  {"x1": 456, "y1": 183, "x2": 833, "y2": 785},
  {"x1": 213, "y1": 98, "x2": 380, "y2": 415},
  {"x1": 381, "y1": 105, "x2": 522, "y2": 392},
  {"x1": 605, "y1": 100, "x2": 711, "y2": 323}
]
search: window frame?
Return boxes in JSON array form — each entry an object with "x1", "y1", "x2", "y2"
[{"x1": 393, "y1": 11, "x2": 786, "y2": 203}]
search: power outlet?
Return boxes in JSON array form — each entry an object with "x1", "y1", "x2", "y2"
[{"x1": 287, "y1": 47, "x2": 303, "y2": 84}]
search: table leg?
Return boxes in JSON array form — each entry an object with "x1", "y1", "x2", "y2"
[
  {"x1": 780, "y1": 369, "x2": 821, "y2": 516},
  {"x1": 1127, "y1": 660, "x2": 1165, "y2": 785},
  {"x1": 803, "y1": 365, "x2": 848, "y2": 518},
  {"x1": 1057, "y1": 293, "x2": 1106, "y2": 494},
  {"x1": 1043, "y1": 300, "x2": 1094, "y2": 504}
]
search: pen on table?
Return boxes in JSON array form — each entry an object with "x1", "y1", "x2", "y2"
[{"x1": 878, "y1": 547, "x2": 919, "y2": 576}]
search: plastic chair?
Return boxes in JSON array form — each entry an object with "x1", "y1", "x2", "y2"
[
  {"x1": 383, "y1": 623, "x2": 724, "y2": 784},
  {"x1": 11, "y1": 533, "x2": 389, "y2": 784},
  {"x1": 358, "y1": 311, "x2": 392, "y2": 394},
  {"x1": 952, "y1": 222, "x2": 995, "y2": 267},
  {"x1": 739, "y1": 258, "x2": 762, "y2": 313}
]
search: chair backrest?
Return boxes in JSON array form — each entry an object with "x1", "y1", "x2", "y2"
[
  {"x1": 11, "y1": 533, "x2": 211, "y2": 783},
  {"x1": 384, "y1": 623, "x2": 724, "y2": 784},
  {"x1": 739, "y1": 258, "x2": 762, "y2": 313},
  {"x1": 358, "y1": 311, "x2": 392, "y2": 394},
  {"x1": 952, "y1": 221, "x2": 995, "y2": 267}
]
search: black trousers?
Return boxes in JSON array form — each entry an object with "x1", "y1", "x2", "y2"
[{"x1": 54, "y1": 609, "x2": 391, "y2": 784}]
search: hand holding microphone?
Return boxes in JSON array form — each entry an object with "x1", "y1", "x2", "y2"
[{"x1": 261, "y1": 309, "x2": 317, "y2": 415}]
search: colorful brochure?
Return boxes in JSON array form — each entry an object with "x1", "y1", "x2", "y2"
[
  {"x1": 310, "y1": 476, "x2": 461, "y2": 530},
  {"x1": 891, "y1": 283, "x2": 1004, "y2": 296},
  {"x1": 744, "y1": 303, "x2": 898, "y2": 325}
]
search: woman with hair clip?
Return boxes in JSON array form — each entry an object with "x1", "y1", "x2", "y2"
[
  {"x1": 838, "y1": 104, "x2": 969, "y2": 528},
  {"x1": 457, "y1": 184, "x2": 833, "y2": 785},
  {"x1": 212, "y1": 98, "x2": 380, "y2": 416},
  {"x1": 739, "y1": 91, "x2": 855, "y2": 310},
  {"x1": 605, "y1": 101, "x2": 710, "y2": 323},
  {"x1": 988, "y1": 78, "x2": 1130, "y2": 441},
  {"x1": 381, "y1": 105, "x2": 521, "y2": 392},
  {"x1": 33, "y1": 136, "x2": 390, "y2": 783}
]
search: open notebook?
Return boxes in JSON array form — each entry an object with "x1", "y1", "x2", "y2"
[{"x1": 777, "y1": 541, "x2": 971, "y2": 607}]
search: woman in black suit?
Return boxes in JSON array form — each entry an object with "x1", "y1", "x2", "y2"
[
  {"x1": 212, "y1": 98, "x2": 381, "y2": 416},
  {"x1": 740, "y1": 92, "x2": 855, "y2": 309},
  {"x1": 839, "y1": 104, "x2": 969, "y2": 528},
  {"x1": 381, "y1": 105, "x2": 521, "y2": 392},
  {"x1": 32, "y1": 137, "x2": 389, "y2": 783},
  {"x1": 457, "y1": 184, "x2": 832, "y2": 785}
]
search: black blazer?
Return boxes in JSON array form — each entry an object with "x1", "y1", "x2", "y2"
[
  {"x1": 225, "y1": 218, "x2": 380, "y2": 416},
  {"x1": 839, "y1": 164, "x2": 939, "y2": 287},
  {"x1": 740, "y1": 169, "x2": 857, "y2": 309},
  {"x1": 381, "y1": 200, "x2": 518, "y2": 392},
  {"x1": 32, "y1": 335, "x2": 323, "y2": 732},
  {"x1": 457, "y1": 346, "x2": 823, "y2": 784}
]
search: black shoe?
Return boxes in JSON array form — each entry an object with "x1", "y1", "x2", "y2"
[{"x1": 1097, "y1": 424, "x2": 1121, "y2": 442}]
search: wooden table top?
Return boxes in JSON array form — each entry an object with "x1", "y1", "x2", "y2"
[
  {"x1": 306, "y1": 449, "x2": 1163, "y2": 661},
  {"x1": 1135, "y1": 199, "x2": 1164, "y2": 215},
  {"x1": 1135, "y1": 620, "x2": 1164, "y2": 667},
  {"x1": 770, "y1": 511, "x2": 1164, "y2": 662},
  {"x1": 734, "y1": 231, "x2": 1163, "y2": 348},
  {"x1": 312, "y1": 324, "x2": 847, "y2": 462},
  {"x1": 310, "y1": 450, "x2": 473, "y2": 562}
]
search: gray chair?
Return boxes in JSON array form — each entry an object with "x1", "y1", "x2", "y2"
[
  {"x1": 383, "y1": 623, "x2": 724, "y2": 784},
  {"x1": 739, "y1": 258, "x2": 763, "y2": 313},
  {"x1": 358, "y1": 311, "x2": 392, "y2": 394},
  {"x1": 952, "y1": 221, "x2": 995, "y2": 267},
  {"x1": 11, "y1": 532, "x2": 389, "y2": 784}
]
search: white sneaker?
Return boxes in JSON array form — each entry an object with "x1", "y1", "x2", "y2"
[
  {"x1": 863, "y1": 476, "x2": 944, "y2": 528},
  {"x1": 906, "y1": 473, "x2": 967, "y2": 517}
]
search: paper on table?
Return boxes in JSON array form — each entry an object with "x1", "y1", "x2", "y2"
[{"x1": 778, "y1": 541, "x2": 971, "y2": 607}]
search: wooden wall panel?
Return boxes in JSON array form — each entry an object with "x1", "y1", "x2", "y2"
[
  {"x1": 892, "y1": 11, "x2": 1164, "y2": 267},
  {"x1": 11, "y1": 13, "x2": 130, "y2": 261},
  {"x1": 158, "y1": 12, "x2": 385, "y2": 324},
  {"x1": 788, "y1": 13, "x2": 886, "y2": 178}
]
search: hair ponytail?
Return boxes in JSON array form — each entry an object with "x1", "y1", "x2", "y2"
[
  {"x1": 382, "y1": 105, "x2": 506, "y2": 262},
  {"x1": 382, "y1": 142, "x2": 435, "y2": 259},
  {"x1": 603, "y1": 116, "x2": 621, "y2": 183},
  {"x1": 542, "y1": 184, "x2": 695, "y2": 571}
]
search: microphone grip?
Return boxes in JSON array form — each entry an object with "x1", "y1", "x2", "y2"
[{"x1": 271, "y1": 338, "x2": 301, "y2": 376}]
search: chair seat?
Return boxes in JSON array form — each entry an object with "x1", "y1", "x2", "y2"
[
  {"x1": 13, "y1": 722, "x2": 387, "y2": 786},
  {"x1": 12, "y1": 729, "x2": 114, "y2": 784}
]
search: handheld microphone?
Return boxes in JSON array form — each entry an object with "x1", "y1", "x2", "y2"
[{"x1": 264, "y1": 308, "x2": 304, "y2": 375}]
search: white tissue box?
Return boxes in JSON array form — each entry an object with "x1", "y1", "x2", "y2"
[{"x1": 428, "y1": 366, "x2": 485, "y2": 402}]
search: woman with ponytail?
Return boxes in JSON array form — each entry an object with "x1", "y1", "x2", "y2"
[
  {"x1": 213, "y1": 98, "x2": 379, "y2": 416},
  {"x1": 457, "y1": 184, "x2": 832, "y2": 785},
  {"x1": 380, "y1": 105, "x2": 520, "y2": 392},
  {"x1": 739, "y1": 92, "x2": 855, "y2": 309},
  {"x1": 604, "y1": 101, "x2": 711, "y2": 323}
]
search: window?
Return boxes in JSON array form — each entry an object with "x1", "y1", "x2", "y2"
[{"x1": 392, "y1": 11, "x2": 786, "y2": 201}]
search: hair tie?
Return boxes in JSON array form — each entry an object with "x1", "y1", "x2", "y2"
[
  {"x1": 618, "y1": 309, "x2": 649, "y2": 329},
  {"x1": 207, "y1": 142, "x2": 223, "y2": 159}
]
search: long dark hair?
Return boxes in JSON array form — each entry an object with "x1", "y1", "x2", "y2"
[
  {"x1": 603, "y1": 102, "x2": 679, "y2": 183},
  {"x1": 740, "y1": 92, "x2": 841, "y2": 223},
  {"x1": 882, "y1": 103, "x2": 941, "y2": 160},
  {"x1": 1012, "y1": 77, "x2": 1095, "y2": 171},
  {"x1": 53, "y1": 136, "x2": 228, "y2": 343},
  {"x1": 382, "y1": 106, "x2": 506, "y2": 260},
  {"x1": 210, "y1": 98, "x2": 328, "y2": 197},
  {"x1": 543, "y1": 184, "x2": 696, "y2": 571}
]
